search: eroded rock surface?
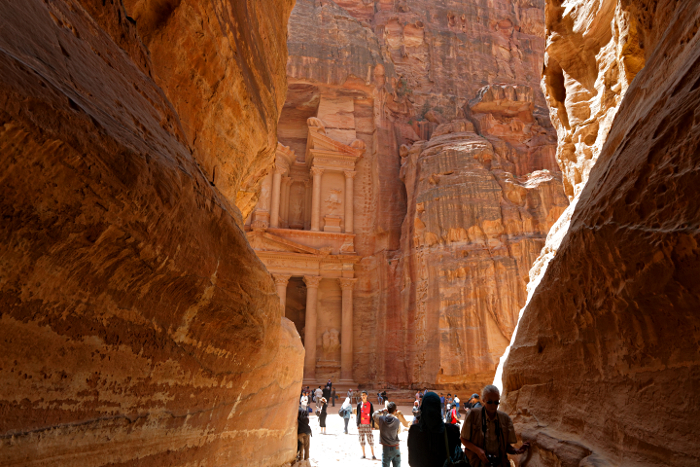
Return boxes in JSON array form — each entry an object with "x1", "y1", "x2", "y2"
[
  {"x1": 0, "y1": 1, "x2": 301, "y2": 466},
  {"x1": 282, "y1": 0, "x2": 568, "y2": 390},
  {"x1": 399, "y1": 88, "x2": 568, "y2": 389},
  {"x1": 501, "y1": 1, "x2": 700, "y2": 465}
]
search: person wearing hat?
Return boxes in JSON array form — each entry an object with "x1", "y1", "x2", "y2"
[
  {"x1": 468, "y1": 393, "x2": 482, "y2": 410},
  {"x1": 318, "y1": 397, "x2": 328, "y2": 434}
]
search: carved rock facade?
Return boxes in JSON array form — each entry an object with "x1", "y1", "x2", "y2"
[
  {"x1": 0, "y1": 1, "x2": 302, "y2": 466},
  {"x1": 253, "y1": 0, "x2": 568, "y2": 390}
]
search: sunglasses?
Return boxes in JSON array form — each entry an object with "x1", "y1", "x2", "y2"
[{"x1": 486, "y1": 401, "x2": 500, "y2": 405}]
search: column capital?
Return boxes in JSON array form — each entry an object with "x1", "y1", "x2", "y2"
[
  {"x1": 272, "y1": 274, "x2": 291, "y2": 286},
  {"x1": 338, "y1": 277, "x2": 357, "y2": 289},
  {"x1": 310, "y1": 166, "x2": 325, "y2": 177},
  {"x1": 303, "y1": 275, "x2": 322, "y2": 289},
  {"x1": 343, "y1": 170, "x2": 357, "y2": 179},
  {"x1": 274, "y1": 165, "x2": 287, "y2": 176}
]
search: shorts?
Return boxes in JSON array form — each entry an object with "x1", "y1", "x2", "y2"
[{"x1": 358, "y1": 423, "x2": 374, "y2": 446}]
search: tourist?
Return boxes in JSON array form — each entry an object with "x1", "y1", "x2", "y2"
[
  {"x1": 378, "y1": 391, "x2": 383, "y2": 405},
  {"x1": 373, "y1": 401, "x2": 402, "y2": 467},
  {"x1": 315, "y1": 386, "x2": 323, "y2": 409},
  {"x1": 381, "y1": 390, "x2": 388, "y2": 402},
  {"x1": 415, "y1": 390, "x2": 420, "y2": 402},
  {"x1": 327, "y1": 378, "x2": 332, "y2": 388},
  {"x1": 446, "y1": 403, "x2": 459, "y2": 425},
  {"x1": 297, "y1": 405, "x2": 312, "y2": 461},
  {"x1": 407, "y1": 392, "x2": 461, "y2": 467},
  {"x1": 411, "y1": 401, "x2": 420, "y2": 425},
  {"x1": 331, "y1": 386, "x2": 337, "y2": 407},
  {"x1": 439, "y1": 394, "x2": 445, "y2": 417},
  {"x1": 300, "y1": 392, "x2": 308, "y2": 411},
  {"x1": 340, "y1": 397, "x2": 353, "y2": 433},
  {"x1": 348, "y1": 387, "x2": 354, "y2": 400},
  {"x1": 467, "y1": 393, "x2": 482, "y2": 410},
  {"x1": 460, "y1": 385, "x2": 530, "y2": 467},
  {"x1": 446, "y1": 393, "x2": 453, "y2": 409},
  {"x1": 323, "y1": 384, "x2": 331, "y2": 402},
  {"x1": 318, "y1": 397, "x2": 328, "y2": 434},
  {"x1": 454, "y1": 394, "x2": 461, "y2": 413},
  {"x1": 356, "y1": 390, "x2": 376, "y2": 460}
]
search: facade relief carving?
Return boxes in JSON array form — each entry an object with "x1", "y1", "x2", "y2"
[
  {"x1": 322, "y1": 328, "x2": 340, "y2": 354},
  {"x1": 246, "y1": 117, "x2": 365, "y2": 384}
]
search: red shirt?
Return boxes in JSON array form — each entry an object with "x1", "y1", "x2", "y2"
[{"x1": 361, "y1": 402, "x2": 371, "y2": 425}]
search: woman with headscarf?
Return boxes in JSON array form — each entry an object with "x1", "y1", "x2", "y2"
[
  {"x1": 340, "y1": 396, "x2": 353, "y2": 434},
  {"x1": 407, "y1": 392, "x2": 461, "y2": 466}
]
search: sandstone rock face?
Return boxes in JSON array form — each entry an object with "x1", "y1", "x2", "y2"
[
  {"x1": 501, "y1": 1, "x2": 700, "y2": 466},
  {"x1": 398, "y1": 89, "x2": 568, "y2": 389},
  {"x1": 282, "y1": 0, "x2": 568, "y2": 389},
  {"x1": 0, "y1": 1, "x2": 302, "y2": 466}
]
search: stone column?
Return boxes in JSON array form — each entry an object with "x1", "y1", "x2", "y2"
[
  {"x1": 304, "y1": 179, "x2": 312, "y2": 231},
  {"x1": 269, "y1": 167, "x2": 283, "y2": 228},
  {"x1": 338, "y1": 277, "x2": 357, "y2": 382},
  {"x1": 303, "y1": 275, "x2": 322, "y2": 380},
  {"x1": 272, "y1": 274, "x2": 291, "y2": 311},
  {"x1": 310, "y1": 167, "x2": 324, "y2": 231},
  {"x1": 344, "y1": 170, "x2": 356, "y2": 233},
  {"x1": 281, "y1": 176, "x2": 291, "y2": 228}
]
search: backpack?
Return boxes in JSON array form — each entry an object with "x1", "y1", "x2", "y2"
[{"x1": 442, "y1": 429, "x2": 470, "y2": 466}]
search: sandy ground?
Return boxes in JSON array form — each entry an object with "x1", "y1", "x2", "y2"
[{"x1": 300, "y1": 404, "x2": 463, "y2": 466}]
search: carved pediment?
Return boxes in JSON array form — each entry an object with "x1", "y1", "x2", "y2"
[
  {"x1": 305, "y1": 117, "x2": 365, "y2": 163},
  {"x1": 247, "y1": 230, "x2": 320, "y2": 255}
]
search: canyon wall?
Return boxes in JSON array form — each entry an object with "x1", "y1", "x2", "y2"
[
  {"x1": 400, "y1": 88, "x2": 568, "y2": 390},
  {"x1": 282, "y1": 0, "x2": 568, "y2": 389},
  {"x1": 0, "y1": 1, "x2": 302, "y2": 466},
  {"x1": 501, "y1": 0, "x2": 700, "y2": 466}
]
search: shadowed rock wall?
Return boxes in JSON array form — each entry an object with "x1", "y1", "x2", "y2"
[
  {"x1": 0, "y1": 0, "x2": 302, "y2": 466},
  {"x1": 501, "y1": 1, "x2": 700, "y2": 465}
]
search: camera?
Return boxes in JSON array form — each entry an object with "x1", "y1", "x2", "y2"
[{"x1": 486, "y1": 454, "x2": 501, "y2": 467}]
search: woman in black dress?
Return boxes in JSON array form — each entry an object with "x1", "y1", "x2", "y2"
[{"x1": 318, "y1": 397, "x2": 328, "y2": 434}]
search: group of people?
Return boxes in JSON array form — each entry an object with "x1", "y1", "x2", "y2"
[
  {"x1": 300, "y1": 380, "x2": 338, "y2": 412},
  {"x1": 297, "y1": 383, "x2": 530, "y2": 467}
]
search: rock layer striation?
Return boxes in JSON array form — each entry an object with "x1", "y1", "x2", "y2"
[
  {"x1": 0, "y1": 1, "x2": 301, "y2": 466},
  {"x1": 282, "y1": 0, "x2": 568, "y2": 390},
  {"x1": 501, "y1": 1, "x2": 700, "y2": 466}
]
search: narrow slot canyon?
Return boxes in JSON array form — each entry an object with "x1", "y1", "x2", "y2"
[{"x1": 0, "y1": 1, "x2": 698, "y2": 467}]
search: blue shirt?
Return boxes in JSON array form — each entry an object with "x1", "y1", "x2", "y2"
[{"x1": 440, "y1": 396, "x2": 445, "y2": 404}]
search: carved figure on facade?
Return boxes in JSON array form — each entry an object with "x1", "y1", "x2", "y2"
[
  {"x1": 324, "y1": 189, "x2": 343, "y2": 215},
  {"x1": 322, "y1": 328, "x2": 340, "y2": 354}
]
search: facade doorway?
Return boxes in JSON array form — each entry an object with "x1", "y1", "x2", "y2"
[{"x1": 285, "y1": 276, "x2": 307, "y2": 341}]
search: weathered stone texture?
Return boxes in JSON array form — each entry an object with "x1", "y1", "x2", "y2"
[
  {"x1": 399, "y1": 90, "x2": 568, "y2": 390},
  {"x1": 0, "y1": 0, "x2": 302, "y2": 466},
  {"x1": 283, "y1": 0, "x2": 568, "y2": 390},
  {"x1": 501, "y1": 1, "x2": 700, "y2": 466}
]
